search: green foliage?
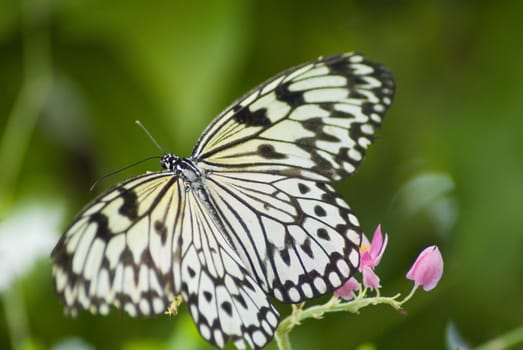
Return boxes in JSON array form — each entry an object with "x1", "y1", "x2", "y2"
[{"x1": 1, "y1": 0, "x2": 522, "y2": 349}]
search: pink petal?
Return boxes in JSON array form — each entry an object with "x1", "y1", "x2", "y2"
[
  {"x1": 362, "y1": 266, "x2": 381, "y2": 290},
  {"x1": 372, "y1": 230, "x2": 388, "y2": 266},
  {"x1": 359, "y1": 251, "x2": 374, "y2": 271},
  {"x1": 361, "y1": 225, "x2": 388, "y2": 269},
  {"x1": 369, "y1": 225, "x2": 384, "y2": 257},
  {"x1": 406, "y1": 246, "x2": 443, "y2": 291},
  {"x1": 334, "y1": 277, "x2": 360, "y2": 300}
]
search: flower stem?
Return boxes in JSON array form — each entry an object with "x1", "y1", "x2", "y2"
[
  {"x1": 274, "y1": 328, "x2": 292, "y2": 350},
  {"x1": 274, "y1": 294, "x2": 404, "y2": 350},
  {"x1": 400, "y1": 285, "x2": 418, "y2": 305}
]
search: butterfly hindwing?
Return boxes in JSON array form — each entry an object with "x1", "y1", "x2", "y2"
[
  {"x1": 193, "y1": 52, "x2": 394, "y2": 182},
  {"x1": 178, "y1": 188, "x2": 279, "y2": 349},
  {"x1": 203, "y1": 171, "x2": 361, "y2": 303}
]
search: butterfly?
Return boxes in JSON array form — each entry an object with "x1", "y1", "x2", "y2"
[{"x1": 51, "y1": 52, "x2": 394, "y2": 349}]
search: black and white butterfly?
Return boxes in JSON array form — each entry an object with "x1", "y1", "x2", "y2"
[{"x1": 51, "y1": 52, "x2": 394, "y2": 349}]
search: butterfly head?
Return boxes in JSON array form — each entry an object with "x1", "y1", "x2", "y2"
[{"x1": 160, "y1": 153, "x2": 180, "y2": 172}]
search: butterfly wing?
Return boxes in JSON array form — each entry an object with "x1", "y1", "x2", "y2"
[
  {"x1": 192, "y1": 52, "x2": 394, "y2": 182},
  {"x1": 203, "y1": 171, "x2": 361, "y2": 302},
  {"x1": 192, "y1": 52, "x2": 394, "y2": 302},
  {"x1": 51, "y1": 173, "x2": 181, "y2": 317},
  {"x1": 51, "y1": 172, "x2": 278, "y2": 349},
  {"x1": 178, "y1": 186, "x2": 279, "y2": 349}
]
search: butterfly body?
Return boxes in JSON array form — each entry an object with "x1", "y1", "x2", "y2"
[{"x1": 52, "y1": 52, "x2": 395, "y2": 349}]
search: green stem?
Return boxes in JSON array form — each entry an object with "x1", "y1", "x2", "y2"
[
  {"x1": 274, "y1": 293, "x2": 404, "y2": 350},
  {"x1": 274, "y1": 328, "x2": 292, "y2": 350},
  {"x1": 399, "y1": 285, "x2": 418, "y2": 305},
  {"x1": 473, "y1": 324, "x2": 523, "y2": 350}
]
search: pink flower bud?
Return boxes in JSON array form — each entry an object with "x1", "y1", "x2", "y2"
[
  {"x1": 362, "y1": 265, "x2": 381, "y2": 290},
  {"x1": 406, "y1": 246, "x2": 443, "y2": 291},
  {"x1": 334, "y1": 277, "x2": 360, "y2": 300}
]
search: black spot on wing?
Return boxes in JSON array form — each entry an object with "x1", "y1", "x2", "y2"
[
  {"x1": 154, "y1": 220, "x2": 168, "y2": 244},
  {"x1": 284, "y1": 231, "x2": 295, "y2": 246},
  {"x1": 257, "y1": 144, "x2": 287, "y2": 159},
  {"x1": 221, "y1": 301, "x2": 233, "y2": 317},
  {"x1": 119, "y1": 190, "x2": 138, "y2": 220},
  {"x1": 347, "y1": 123, "x2": 375, "y2": 150},
  {"x1": 314, "y1": 205, "x2": 327, "y2": 217},
  {"x1": 187, "y1": 266, "x2": 196, "y2": 278},
  {"x1": 317, "y1": 228, "x2": 330, "y2": 240},
  {"x1": 90, "y1": 212, "x2": 111, "y2": 242},
  {"x1": 275, "y1": 82, "x2": 304, "y2": 107},
  {"x1": 243, "y1": 278, "x2": 254, "y2": 291},
  {"x1": 301, "y1": 239, "x2": 314, "y2": 258},
  {"x1": 233, "y1": 105, "x2": 271, "y2": 127},
  {"x1": 310, "y1": 151, "x2": 337, "y2": 178},
  {"x1": 298, "y1": 183, "x2": 310, "y2": 194},
  {"x1": 334, "y1": 147, "x2": 353, "y2": 164},
  {"x1": 335, "y1": 224, "x2": 349, "y2": 234},
  {"x1": 119, "y1": 246, "x2": 134, "y2": 265},
  {"x1": 280, "y1": 249, "x2": 291, "y2": 266},
  {"x1": 50, "y1": 235, "x2": 71, "y2": 267},
  {"x1": 234, "y1": 294, "x2": 247, "y2": 309},
  {"x1": 295, "y1": 137, "x2": 315, "y2": 152},
  {"x1": 321, "y1": 191, "x2": 335, "y2": 203},
  {"x1": 302, "y1": 118, "x2": 340, "y2": 142},
  {"x1": 321, "y1": 54, "x2": 347, "y2": 71},
  {"x1": 301, "y1": 118, "x2": 323, "y2": 132}
]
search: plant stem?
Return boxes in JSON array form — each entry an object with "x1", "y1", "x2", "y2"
[
  {"x1": 399, "y1": 285, "x2": 418, "y2": 305},
  {"x1": 274, "y1": 293, "x2": 404, "y2": 350},
  {"x1": 274, "y1": 328, "x2": 292, "y2": 350}
]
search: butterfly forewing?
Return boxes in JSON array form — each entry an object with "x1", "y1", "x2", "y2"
[
  {"x1": 193, "y1": 52, "x2": 394, "y2": 182},
  {"x1": 52, "y1": 172, "x2": 278, "y2": 349},
  {"x1": 51, "y1": 52, "x2": 395, "y2": 350},
  {"x1": 52, "y1": 173, "x2": 181, "y2": 317}
]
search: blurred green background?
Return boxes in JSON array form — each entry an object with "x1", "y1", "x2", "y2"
[{"x1": 1, "y1": 0, "x2": 522, "y2": 349}]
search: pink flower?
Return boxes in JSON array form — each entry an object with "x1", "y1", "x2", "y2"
[
  {"x1": 334, "y1": 277, "x2": 359, "y2": 300},
  {"x1": 360, "y1": 225, "x2": 388, "y2": 271},
  {"x1": 334, "y1": 225, "x2": 388, "y2": 297},
  {"x1": 362, "y1": 265, "x2": 381, "y2": 290},
  {"x1": 406, "y1": 245, "x2": 443, "y2": 291}
]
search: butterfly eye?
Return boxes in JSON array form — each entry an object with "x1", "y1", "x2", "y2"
[{"x1": 160, "y1": 154, "x2": 179, "y2": 170}]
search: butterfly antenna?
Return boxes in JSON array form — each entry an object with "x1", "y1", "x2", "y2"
[
  {"x1": 135, "y1": 120, "x2": 166, "y2": 154},
  {"x1": 89, "y1": 156, "x2": 161, "y2": 192}
]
